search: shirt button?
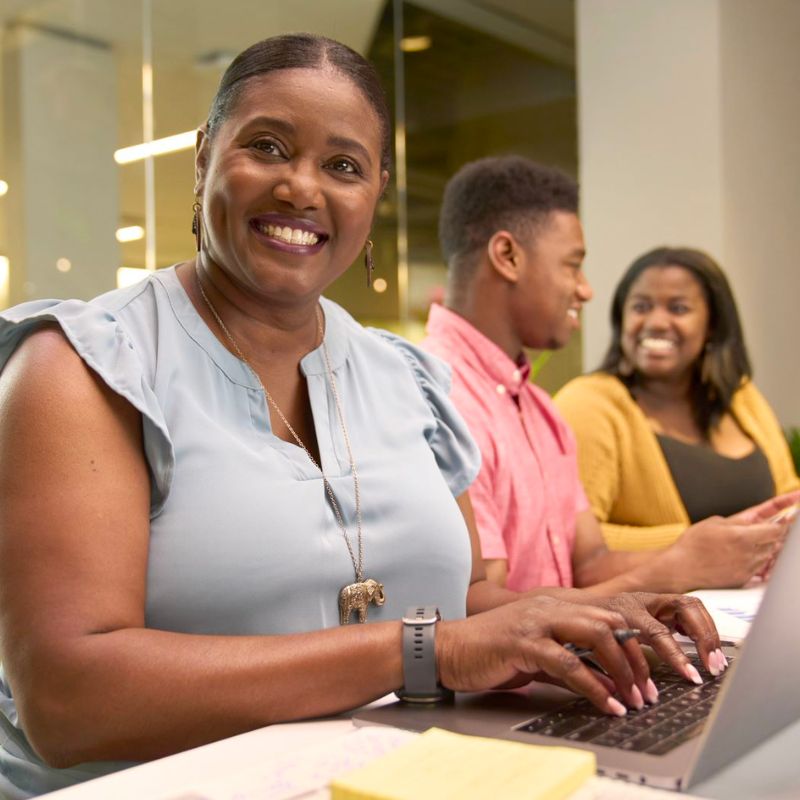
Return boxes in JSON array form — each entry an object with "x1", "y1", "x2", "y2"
[
  {"x1": 552, "y1": 535, "x2": 561, "y2": 545},
  {"x1": 512, "y1": 369, "x2": 521, "y2": 382},
  {"x1": 496, "y1": 384, "x2": 506, "y2": 395}
]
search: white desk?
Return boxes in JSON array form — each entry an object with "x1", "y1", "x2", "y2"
[
  {"x1": 36, "y1": 713, "x2": 691, "y2": 800},
  {"x1": 35, "y1": 707, "x2": 800, "y2": 800}
]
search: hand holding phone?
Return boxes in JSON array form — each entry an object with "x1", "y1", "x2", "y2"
[
  {"x1": 769, "y1": 502, "x2": 800, "y2": 524},
  {"x1": 757, "y1": 503, "x2": 799, "y2": 580}
]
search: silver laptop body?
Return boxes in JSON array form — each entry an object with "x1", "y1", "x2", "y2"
[{"x1": 355, "y1": 517, "x2": 800, "y2": 791}]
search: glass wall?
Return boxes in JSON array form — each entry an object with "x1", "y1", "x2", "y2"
[
  {"x1": 396, "y1": 0, "x2": 580, "y2": 386},
  {"x1": 0, "y1": 0, "x2": 579, "y2": 390}
]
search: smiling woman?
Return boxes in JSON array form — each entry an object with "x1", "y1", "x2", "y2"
[
  {"x1": 556, "y1": 246, "x2": 800, "y2": 550},
  {"x1": 0, "y1": 36, "x2": 725, "y2": 799}
]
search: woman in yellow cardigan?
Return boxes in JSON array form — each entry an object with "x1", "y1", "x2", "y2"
[{"x1": 555, "y1": 246, "x2": 799, "y2": 552}]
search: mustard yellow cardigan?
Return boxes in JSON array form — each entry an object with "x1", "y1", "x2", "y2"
[{"x1": 554, "y1": 374, "x2": 800, "y2": 551}]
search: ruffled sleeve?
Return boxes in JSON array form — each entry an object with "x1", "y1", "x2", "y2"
[
  {"x1": 369, "y1": 329, "x2": 481, "y2": 497},
  {"x1": 0, "y1": 299, "x2": 174, "y2": 515}
]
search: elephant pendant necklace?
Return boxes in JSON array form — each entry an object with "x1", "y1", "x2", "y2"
[{"x1": 197, "y1": 274, "x2": 384, "y2": 625}]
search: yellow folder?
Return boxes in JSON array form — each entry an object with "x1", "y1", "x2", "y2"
[{"x1": 330, "y1": 727, "x2": 595, "y2": 800}]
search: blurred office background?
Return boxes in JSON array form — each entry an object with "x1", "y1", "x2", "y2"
[{"x1": 0, "y1": 0, "x2": 798, "y2": 426}]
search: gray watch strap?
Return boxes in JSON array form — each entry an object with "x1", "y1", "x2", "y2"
[{"x1": 396, "y1": 605, "x2": 453, "y2": 703}]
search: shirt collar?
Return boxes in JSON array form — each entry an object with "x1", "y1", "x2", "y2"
[
  {"x1": 426, "y1": 304, "x2": 530, "y2": 396},
  {"x1": 300, "y1": 296, "x2": 349, "y2": 376}
]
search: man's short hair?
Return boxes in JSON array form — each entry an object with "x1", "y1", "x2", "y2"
[{"x1": 439, "y1": 156, "x2": 579, "y2": 274}]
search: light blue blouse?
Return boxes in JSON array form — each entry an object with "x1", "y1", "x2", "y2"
[{"x1": 0, "y1": 267, "x2": 480, "y2": 797}]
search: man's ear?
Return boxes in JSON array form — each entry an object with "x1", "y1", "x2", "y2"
[
  {"x1": 486, "y1": 230, "x2": 522, "y2": 284},
  {"x1": 194, "y1": 127, "x2": 209, "y2": 198}
]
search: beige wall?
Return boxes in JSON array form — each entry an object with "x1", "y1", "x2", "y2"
[
  {"x1": 577, "y1": 0, "x2": 800, "y2": 427},
  {"x1": 718, "y1": 0, "x2": 800, "y2": 428}
]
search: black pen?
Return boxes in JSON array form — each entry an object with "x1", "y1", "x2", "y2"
[{"x1": 564, "y1": 628, "x2": 641, "y2": 660}]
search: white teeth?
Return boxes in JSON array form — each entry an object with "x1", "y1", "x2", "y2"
[
  {"x1": 259, "y1": 223, "x2": 319, "y2": 246},
  {"x1": 640, "y1": 337, "x2": 675, "y2": 352},
  {"x1": 567, "y1": 309, "x2": 579, "y2": 319}
]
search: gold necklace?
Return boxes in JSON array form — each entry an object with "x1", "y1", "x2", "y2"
[{"x1": 195, "y1": 270, "x2": 385, "y2": 624}]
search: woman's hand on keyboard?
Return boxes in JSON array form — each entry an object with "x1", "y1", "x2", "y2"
[
  {"x1": 581, "y1": 592, "x2": 726, "y2": 683},
  {"x1": 436, "y1": 596, "x2": 652, "y2": 716}
]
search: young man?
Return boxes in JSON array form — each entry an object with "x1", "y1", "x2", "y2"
[{"x1": 422, "y1": 156, "x2": 796, "y2": 595}]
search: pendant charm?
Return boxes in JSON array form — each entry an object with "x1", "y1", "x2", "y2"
[{"x1": 339, "y1": 578, "x2": 386, "y2": 624}]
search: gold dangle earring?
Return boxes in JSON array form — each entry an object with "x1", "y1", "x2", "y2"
[
  {"x1": 364, "y1": 239, "x2": 375, "y2": 287},
  {"x1": 191, "y1": 198, "x2": 203, "y2": 252}
]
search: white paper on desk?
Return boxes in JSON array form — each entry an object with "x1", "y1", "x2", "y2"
[
  {"x1": 688, "y1": 585, "x2": 764, "y2": 643},
  {"x1": 165, "y1": 726, "x2": 417, "y2": 800}
]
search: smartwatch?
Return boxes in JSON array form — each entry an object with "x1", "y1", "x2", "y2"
[{"x1": 395, "y1": 605, "x2": 454, "y2": 704}]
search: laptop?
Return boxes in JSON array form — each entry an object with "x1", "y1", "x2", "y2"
[{"x1": 355, "y1": 516, "x2": 800, "y2": 791}]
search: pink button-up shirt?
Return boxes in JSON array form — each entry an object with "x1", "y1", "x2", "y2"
[{"x1": 422, "y1": 304, "x2": 588, "y2": 590}]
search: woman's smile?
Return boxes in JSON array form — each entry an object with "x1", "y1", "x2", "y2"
[
  {"x1": 637, "y1": 335, "x2": 678, "y2": 357},
  {"x1": 249, "y1": 213, "x2": 329, "y2": 255}
]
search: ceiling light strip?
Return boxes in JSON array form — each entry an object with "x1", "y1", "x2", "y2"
[
  {"x1": 114, "y1": 130, "x2": 196, "y2": 164},
  {"x1": 116, "y1": 225, "x2": 145, "y2": 242}
]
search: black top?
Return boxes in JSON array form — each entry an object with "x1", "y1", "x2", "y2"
[{"x1": 657, "y1": 435, "x2": 775, "y2": 523}]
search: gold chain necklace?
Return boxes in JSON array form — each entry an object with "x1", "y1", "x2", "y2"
[{"x1": 195, "y1": 270, "x2": 385, "y2": 624}]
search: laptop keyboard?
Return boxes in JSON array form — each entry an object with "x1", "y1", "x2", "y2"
[{"x1": 515, "y1": 654, "x2": 732, "y2": 756}]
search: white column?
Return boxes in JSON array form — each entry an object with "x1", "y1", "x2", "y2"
[
  {"x1": 717, "y1": 0, "x2": 800, "y2": 428},
  {"x1": 577, "y1": 0, "x2": 800, "y2": 427},
  {"x1": 2, "y1": 22, "x2": 119, "y2": 304}
]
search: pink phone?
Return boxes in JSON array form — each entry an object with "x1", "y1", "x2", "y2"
[{"x1": 769, "y1": 503, "x2": 800, "y2": 524}]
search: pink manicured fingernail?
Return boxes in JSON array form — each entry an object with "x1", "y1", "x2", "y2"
[
  {"x1": 630, "y1": 685, "x2": 644, "y2": 710},
  {"x1": 718, "y1": 649, "x2": 729, "y2": 670},
  {"x1": 644, "y1": 679, "x2": 659, "y2": 704},
  {"x1": 606, "y1": 697, "x2": 627, "y2": 717},
  {"x1": 708, "y1": 651, "x2": 721, "y2": 677},
  {"x1": 685, "y1": 664, "x2": 703, "y2": 685}
]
